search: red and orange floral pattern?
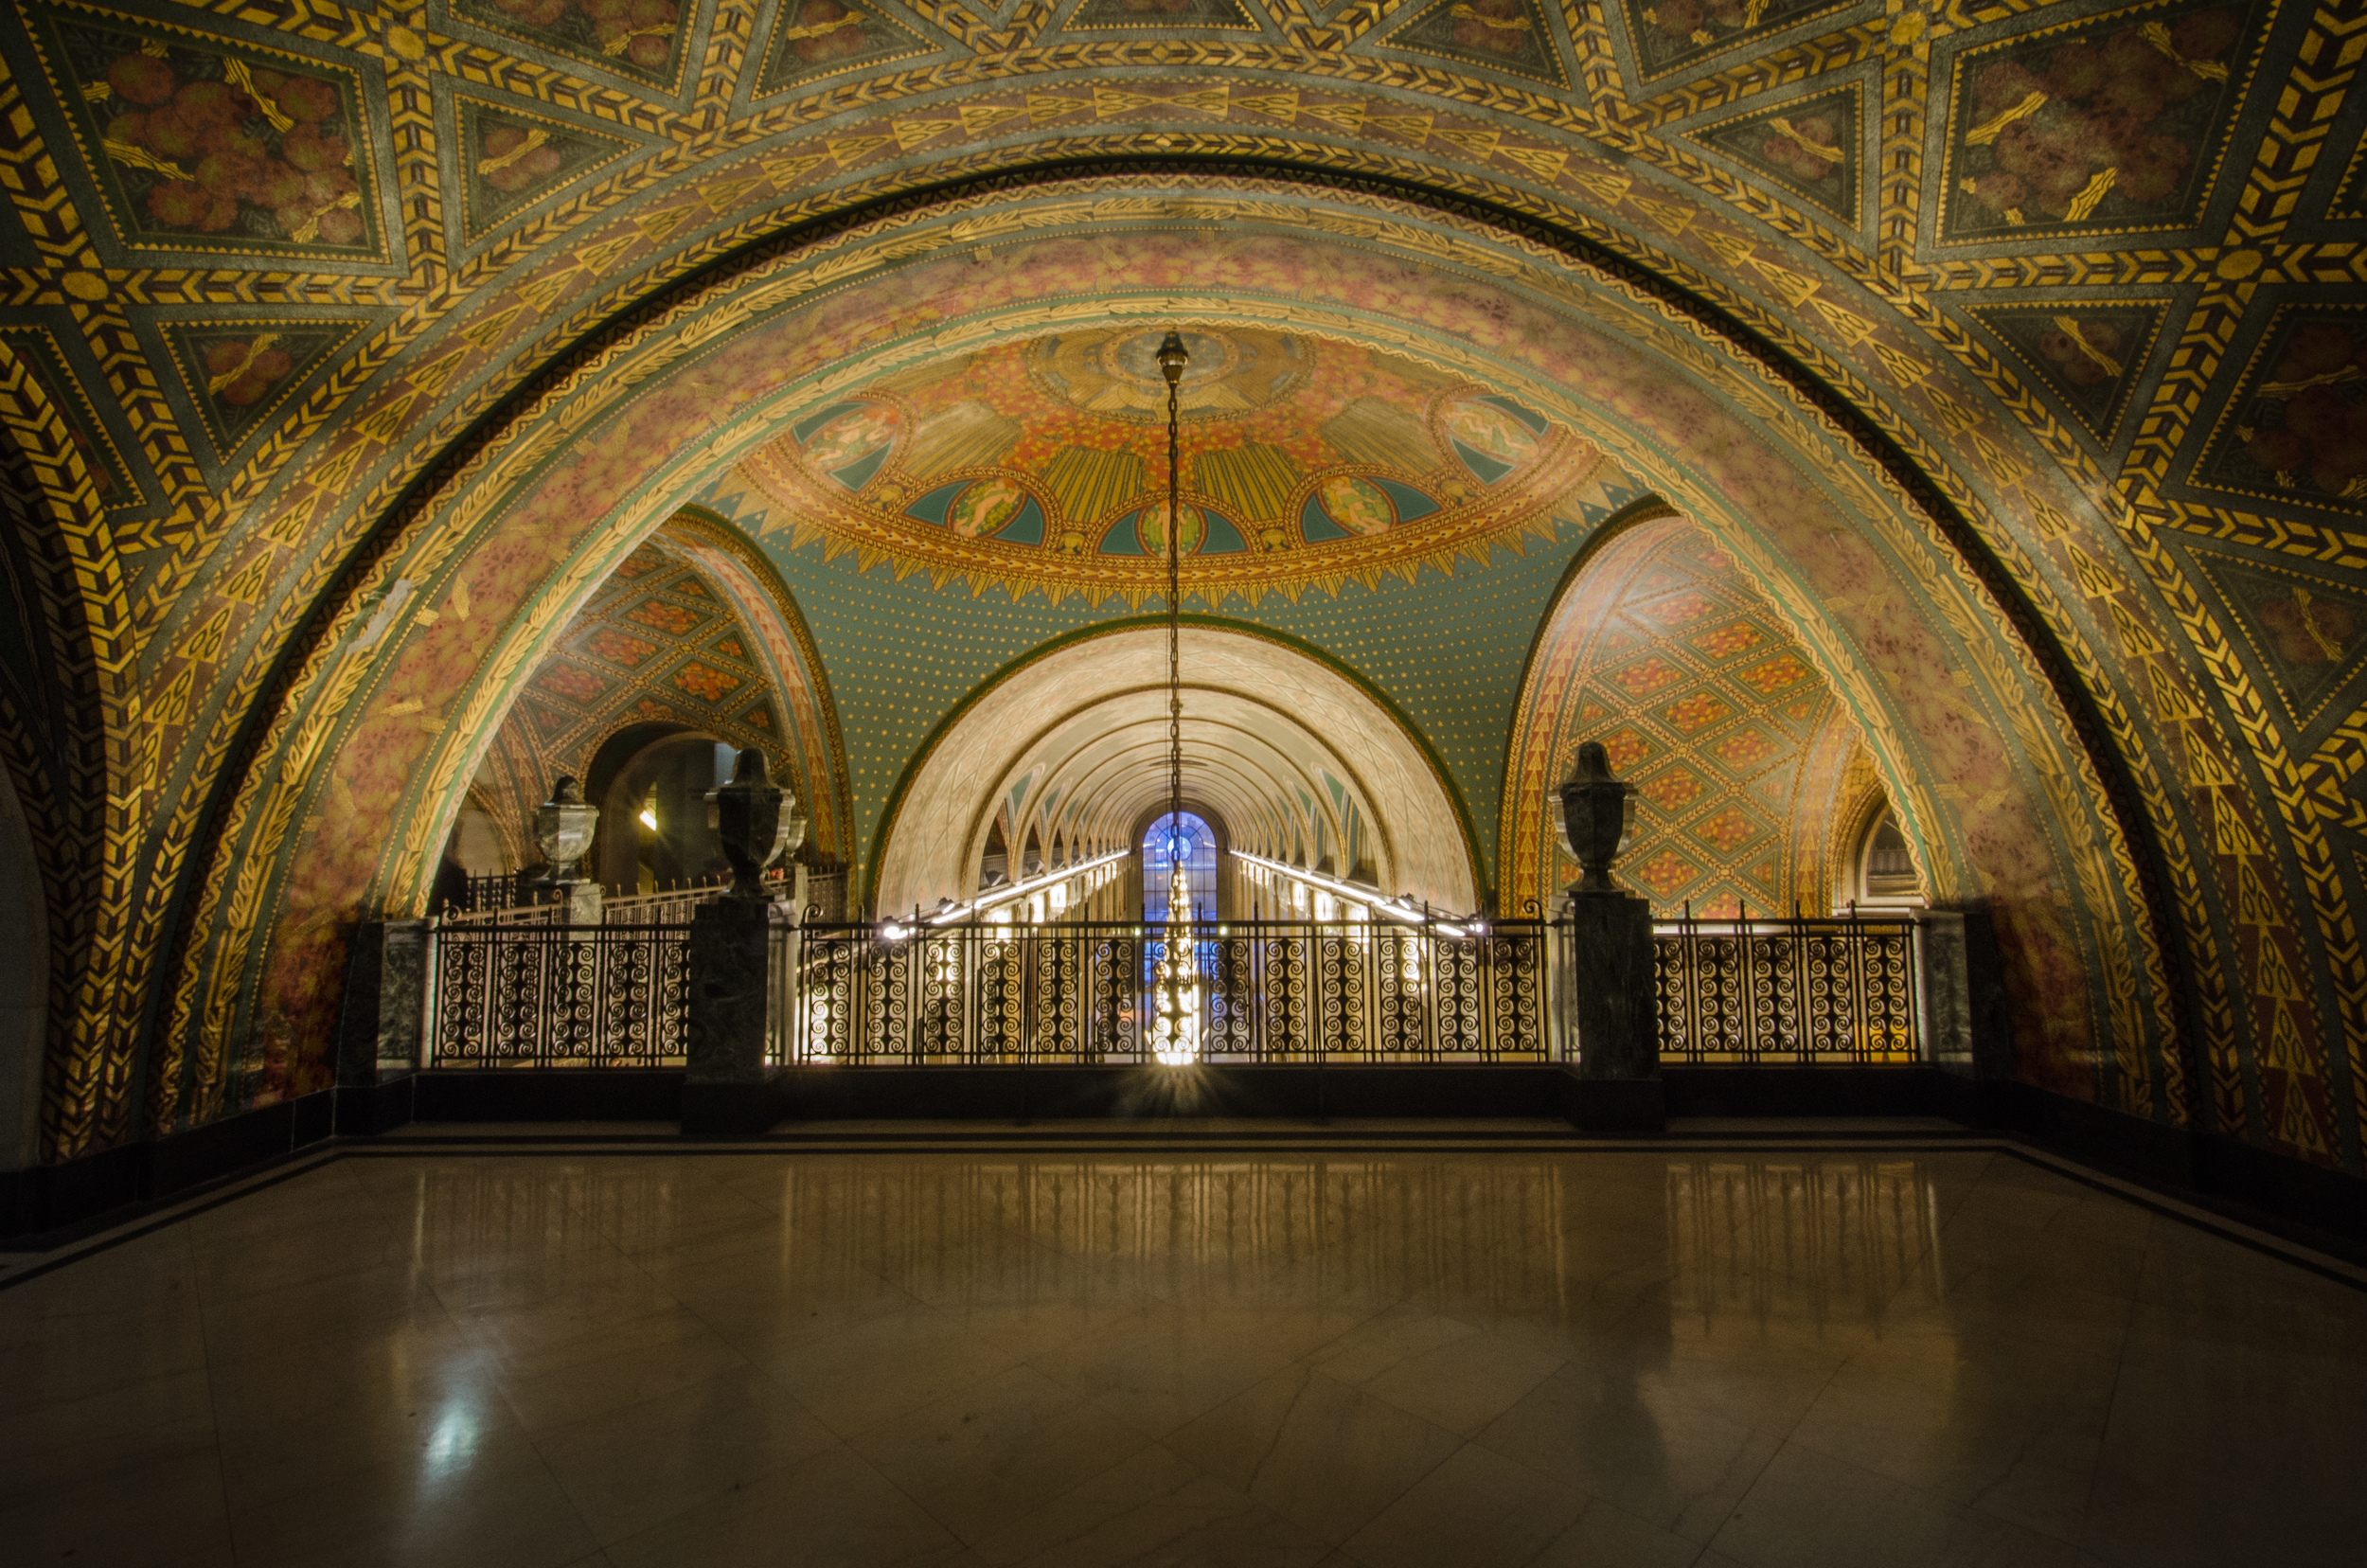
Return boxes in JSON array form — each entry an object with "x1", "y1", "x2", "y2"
[{"x1": 672, "y1": 662, "x2": 741, "y2": 701}]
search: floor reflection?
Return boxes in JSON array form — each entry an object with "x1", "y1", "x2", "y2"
[{"x1": 3, "y1": 1143, "x2": 2361, "y2": 1568}]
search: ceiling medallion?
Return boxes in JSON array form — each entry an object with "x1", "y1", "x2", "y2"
[
  {"x1": 738, "y1": 327, "x2": 1606, "y2": 605},
  {"x1": 1026, "y1": 328, "x2": 1308, "y2": 421}
]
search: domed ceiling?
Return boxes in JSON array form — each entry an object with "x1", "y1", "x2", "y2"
[{"x1": 738, "y1": 328, "x2": 1603, "y2": 604}]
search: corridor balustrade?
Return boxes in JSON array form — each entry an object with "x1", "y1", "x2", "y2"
[{"x1": 420, "y1": 894, "x2": 1946, "y2": 1071}]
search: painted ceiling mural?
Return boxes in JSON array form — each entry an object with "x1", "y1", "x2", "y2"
[
  {"x1": 0, "y1": 0, "x2": 2350, "y2": 1189},
  {"x1": 1501, "y1": 516, "x2": 1867, "y2": 923},
  {"x1": 737, "y1": 327, "x2": 1602, "y2": 604}
]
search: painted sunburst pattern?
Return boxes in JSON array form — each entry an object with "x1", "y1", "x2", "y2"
[{"x1": 735, "y1": 328, "x2": 1606, "y2": 604}]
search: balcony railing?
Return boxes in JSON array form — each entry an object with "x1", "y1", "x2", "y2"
[
  {"x1": 1651, "y1": 909, "x2": 1923, "y2": 1065},
  {"x1": 419, "y1": 904, "x2": 1942, "y2": 1071},
  {"x1": 778, "y1": 918, "x2": 1551, "y2": 1066},
  {"x1": 428, "y1": 920, "x2": 690, "y2": 1067}
]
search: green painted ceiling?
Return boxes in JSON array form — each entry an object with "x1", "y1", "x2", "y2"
[{"x1": 696, "y1": 468, "x2": 1652, "y2": 889}]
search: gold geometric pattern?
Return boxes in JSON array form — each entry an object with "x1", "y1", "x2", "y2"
[{"x1": 1504, "y1": 517, "x2": 1846, "y2": 921}]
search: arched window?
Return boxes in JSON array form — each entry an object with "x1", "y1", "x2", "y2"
[
  {"x1": 1856, "y1": 810, "x2": 1924, "y2": 908},
  {"x1": 1143, "y1": 811, "x2": 1218, "y2": 923}
]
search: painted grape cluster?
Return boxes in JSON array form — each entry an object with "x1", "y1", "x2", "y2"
[
  {"x1": 479, "y1": 0, "x2": 682, "y2": 74},
  {"x1": 1955, "y1": 10, "x2": 2239, "y2": 231},
  {"x1": 201, "y1": 338, "x2": 296, "y2": 411},
  {"x1": 2239, "y1": 322, "x2": 2367, "y2": 499},
  {"x1": 1446, "y1": 0, "x2": 1534, "y2": 60},
  {"x1": 2035, "y1": 319, "x2": 2127, "y2": 389},
  {"x1": 780, "y1": 0, "x2": 874, "y2": 65},
  {"x1": 478, "y1": 125, "x2": 563, "y2": 195},
  {"x1": 95, "y1": 45, "x2": 362, "y2": 245},
  {"x1": 1755, "y1": 114, "x2": 1843, "y2": 188}
]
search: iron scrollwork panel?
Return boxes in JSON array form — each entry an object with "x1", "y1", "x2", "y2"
[
  {"x1": 1490, "y1": 930, "x2": 1543, "y2": 1059},
  {"x1": 431, "y1": 935, "x2": 489, "y2": 1065},
  {"x1": 1375, "y1": 931, "x2": 1421, "y2": 1057},
  {"x1": 916, "y1": 930, "x2": 965, "y2": 1060},
  {"x1": 1315, "y1": 933, "x2": 1361, "y2": 1058},
  {"x1": 1205, "y1": 933, "x2": 1256, "y2": 1060},
  {"x1": 1089, "y1": 933, "x2": 1138, "y2": 1061},
  {"x1": 1261, "y1": 933, "x2": 1308, "y2": 1059},
  {"x1": 1433, "y1": 939, "x2": 1486, "y2": 1058}
]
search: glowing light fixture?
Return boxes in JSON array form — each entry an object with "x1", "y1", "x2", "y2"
[
  {"x1": 637, "y1": 807, "x2": 657, "y2": 829},
  {"x1": 925, "y1": 846, "x2": 1127, "y2": 926},
  {"x1": 1148, "y1": 329, "x2": 1201, "y2": 1068},
  {"x1": 1232, "y1": 850, "x2": 1474, "y2": 939}
]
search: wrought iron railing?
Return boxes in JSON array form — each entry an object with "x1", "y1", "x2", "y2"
[
  {"x1": 428, "y1": 921, "x2": 690, "y2": 1066},
  {"x1": 775, "y1": 918, "x2": 1551, "y2": 1066},
  {"x1": 419, "y1": 906, "x2": 1931, "y2": 1073},
  {"x1": 1651, "y1": 910, "x2": 1922, "y2": 1064}
]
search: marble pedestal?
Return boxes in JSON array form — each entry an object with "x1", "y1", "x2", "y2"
[
  {"x1": 334, "y1": 918, "x2": 428, "y2": 1132},
  {"x1": 683, "y1": 897, "x2": 777, "y2": 1133},
  {"x1": 554, "y1": 880, "x2": 603, "y2": 924},
  {"x1": 1558, "y1": 890, "x2": 1664, "y2": 1131}
]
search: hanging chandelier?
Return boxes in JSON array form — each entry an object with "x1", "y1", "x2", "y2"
[{"x1": 1149, "y1": 330, "x2": 1201, "y2": 1067}]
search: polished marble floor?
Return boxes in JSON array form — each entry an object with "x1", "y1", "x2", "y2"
[{"x1": 4, "y1": 1139, "x2": 2364, "y2": 1567}]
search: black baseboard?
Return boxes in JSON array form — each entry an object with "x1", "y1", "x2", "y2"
[
  {"x1": 0, "y1": 1088, "x2": 338, "y2": 1240},
  {"x1": 333, "y1": 1074, "x2": 417, "y2": 1136},
  {"x1": 1997, "y1": 1079, "x2": 2193, "y2": 1186},
  {"x1": 754, "y1": 1063, "x2": 1637, "y2": 1127},
  {"x1": 409, "y1": 1068, "x2": 684, "y2": 1123},
  {"x1": 1662, "y1": 1064, "x2": 1967, "y2": 1119}
]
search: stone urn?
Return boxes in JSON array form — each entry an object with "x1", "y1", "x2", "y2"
[
  {"x1": 534, "y1": 775, "x2": 599, "y2": 884},
  {"x1": 1557, "y1": 741, "x2": 1637, "y2": 895},
  {"x1": 715, "y1": 748, "x2": 806, "y2": 900}
]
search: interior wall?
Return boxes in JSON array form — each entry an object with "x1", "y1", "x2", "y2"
[{"x1": 0, "y1": 761, "x2": 46, "y2": 1171}]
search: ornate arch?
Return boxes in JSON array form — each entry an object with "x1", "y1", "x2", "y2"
[{"x1": 135, "y1": 169, "x2": 2187, "y2": 1144}]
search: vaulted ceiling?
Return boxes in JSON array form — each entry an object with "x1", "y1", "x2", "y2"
[{"x1": 0, "y1": 0, "x2": 2358, "y2": 1180}]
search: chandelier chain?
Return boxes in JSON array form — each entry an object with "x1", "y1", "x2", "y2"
[{"x1": 1166, "y1": 354, "x2": 1182, "y2": 853}]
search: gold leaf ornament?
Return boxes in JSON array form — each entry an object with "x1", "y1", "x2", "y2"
[
  {"x1": 1769, "y1": 118, "x2": 1842, "y2": 164},
  {"x1": 2049, "y1": 316, "x2": 2123, "y2": 378},
  {"x1": 2063, "y1": 168, "x2": 2116, "y2": 221},
  {"x1": 777, "y1": 10, "x2": 864, "y2": 41},
  {"x1": 222, "y1": 60, "x2": 294, "y2": 133},
  {"x1": 604, "y1": 23, "x2": 672, "y2": 55},
  {"x1": 1447, "y1": 4, "x2": 1529, "y2": 30},
  {"x1": 2140, "y1": 21, "x2": 2228, "y2": 82},
  {"x1": 288, "y1": 192, "x2": 362, "y2": 243},
  {"x1": 102, "y1": 139, "x2": 189, "y2": 181},
  {"x1": 475, "y1": 127, "x2": 549, "y2": 176},
  {"x1": 205, "y1": 333, "x2": 281, "y2": 395},
  {"x1": 1966, "y1": 91, "x2": 2046, "y2": 147}
]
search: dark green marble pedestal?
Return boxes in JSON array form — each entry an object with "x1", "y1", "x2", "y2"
[
  {"x1": 1560, "y1": 890, "x2": 1664, "y2": 1131},
  {"x1": 683, "y1": 899, "x2": 778, "y2": 1134}
]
